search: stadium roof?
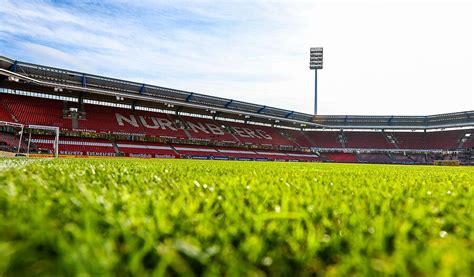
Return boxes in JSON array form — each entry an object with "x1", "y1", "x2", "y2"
[{"x1": 0, "y1": 55, "x2": 473, "y2": 130}]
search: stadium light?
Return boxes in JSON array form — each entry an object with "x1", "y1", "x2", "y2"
[
  {"x1": 8, "y1": 76, "x2": 19, "y2": 82},
  {"x1": 309, "y1": 47, "x2": 323, "y2": 115}
]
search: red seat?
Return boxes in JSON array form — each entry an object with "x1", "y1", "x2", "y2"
[
  {"x1": 358, "y1": 153, "x2": 392, "y2": 163},
  {"x1": 223, "y1": 122, "x2": 297, "y2": 147},
  {"x1": 0, "y1": 94, "x2": 72, "y2": 129},
  {"x1": 31, "y1": 135, "x2": 116, "y2": 156},
  {"x1": 304, "y1": 131, "x2": 342, "y2": 148},
  {"x1": 282, "y1": 129, "x2": 314, "y2": 147},
  {"x1": 323, "y1": 153, "x2": 357, "y2": 162},
  {"x1": 116, "y1": 140, "x2": 177, "y2": 158},
  {"x1": 173, "y1": 144, "x2": 226, "y2": 158},
  {"x1": 181, "y1": 115, "x2": 238, "y2": 143},
  {"x1": 285, "y1": 151, "x2": 321, "y2": 162},
  {"x1": 344, "y1": 132, "x2": 393, "y2": 149},
  {"x1": 215, "y1": 147, "x2": 260, "y2": 159}
]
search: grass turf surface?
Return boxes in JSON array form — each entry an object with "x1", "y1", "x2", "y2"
[{"x1": 0, "y1": 158, "x2": 473, "y2": 276}]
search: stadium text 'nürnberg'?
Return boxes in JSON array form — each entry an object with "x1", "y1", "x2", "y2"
[{"x1": 115, "y1": 113, "x2": 272, "y2": 140}]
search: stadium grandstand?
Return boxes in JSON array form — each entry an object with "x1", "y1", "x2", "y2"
[{"x1": 0, "y1": 55, "x2": 473, "y2": 164}]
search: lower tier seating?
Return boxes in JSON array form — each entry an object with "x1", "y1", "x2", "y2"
[
  {"x1": 390, "y1": 154, "x2": 416, "y2": 164},
  {"x1": 214, "y1": 147, "x2": 261, "y2": 160},
  {"x1": 322, "y1": 153, "x2": 357, "y2": 163},
  {"x1": 358, "y1": 153, "x2": 393, "y2": 163},
  {"x1": 0, "y1": 132, "x2": 19, "y2": 151},
  {"x1": 173, "y1": 144, "x2": 227, "y2": 158},
  {"x1": 284, "y1": 151, "x2": 321, "y2": 162},
  {"x1": 116, "y1": 141, "x2": 177, "y2": 158},
  {"x1": 408, "y1": 154, "x2": 427, "y2": 164},
  {"x1": 31, "y1": 136, "x2": 117, "y2": 156},
  {"x1": 253, "y1": 149, "x2": 289, "y2": 161}
]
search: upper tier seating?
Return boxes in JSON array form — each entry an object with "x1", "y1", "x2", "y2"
[
  {"x1": 80, "y1": 105, "x2": 188, "y2": 139},
  {"x1": 224, "y1": 121, "x2": 297, "y2": 147},
  {"x1": 393, "y1": 130, "x2": 468, "y2": 150},
  {"x1": 0, "y1": 94, "x2": 72, "y2": 129},
  {"x1": 282, "y1": 129, "x2": 314, "y2": 148},
  {"x1": 79, "y1": 105, "x2": 144, "y2": 135},
  {"x1": 463, "y1": 137, "x2": 474, "y2": 148},
  {"x1": 425, "y1": 130, "x2": 465, "y2": 149},
  {"x1": 134, "y1": 111, "x2": 188, "y2": 139},
  {"x1": 81, "y1": 104, "x2": 295, "y2": 146},
  {"x1": 0, "y1": 102, "x2": 14, "y2": 122},
  {"x1": 304, "y1": 131, "x2": 343, "y2": 148},
  {"x1": 344, "y1": 132, "x2": 393, "y2": 149},
  {"x1": 180, "y1": 115, "x2": 238, "y2": 143},
  {"x1": 393, "y1": 132, "x2": 427, "y2": 149}
]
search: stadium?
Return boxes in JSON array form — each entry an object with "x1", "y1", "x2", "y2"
[
  {"x1": 0, "y1": 1, "x2": 473, "y2": 276},
  {"x1": 0, "y1": 56, "x2": 473, "y2": 164}
]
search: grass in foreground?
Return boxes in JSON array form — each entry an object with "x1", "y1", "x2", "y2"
[{"x1": 0, "y1": 158, "x2": 473, "y2": 276}]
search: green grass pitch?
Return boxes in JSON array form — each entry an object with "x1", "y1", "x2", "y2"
[{"x1": 0, "y1": 158, "x2": 473, "y2": 276}]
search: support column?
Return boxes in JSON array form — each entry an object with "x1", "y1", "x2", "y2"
[
  {"x1": 27, "y1": 132, "x2": 32, "y2": 157},
  {"x1": 314, "y1": 69, "x2": 318, "y2": 115},
  {"x1": 54, "y1": 129, "x2": 59, "y2": 158},
  {"x1": 17, "y1": 125, "x2": 24, "y2": 154}
]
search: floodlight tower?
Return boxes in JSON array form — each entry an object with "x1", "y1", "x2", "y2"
[{"x1": 309, "y1": 47, "x2": 323, "y2": 115}]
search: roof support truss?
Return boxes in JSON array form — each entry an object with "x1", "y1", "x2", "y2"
[
  {"x1": 257, "y1": 105, "x2": 266, "y2": 113},
  {"x1": 81, "y1": 74, "x2": 87, "y2": 88},
  {"x1": 225, "y1": 99, "x2": 233, "y2": 108},
  {"x1": 285, "y1": 111, "x2": 294, "y2": 118},
  {"x1": 9, "y1": 60, "x2": 17, "y2": 73},
  {"x1": 186, "y1": 93, "x2": 194, "y2": 102}
]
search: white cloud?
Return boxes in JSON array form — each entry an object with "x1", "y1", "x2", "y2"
[{"x1": 0, "y1": 0, "x2": 472, "y2": 115}]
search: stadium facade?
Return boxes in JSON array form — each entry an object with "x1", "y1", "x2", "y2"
[{"x1": 0, "y1": 56, "x2": 473, "y2": 164}]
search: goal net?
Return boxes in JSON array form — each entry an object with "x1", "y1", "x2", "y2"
[{"x1": 0, "y1": 121, "x2": 60, "y2": 158}]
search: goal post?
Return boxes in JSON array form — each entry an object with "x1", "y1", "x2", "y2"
[
  {"x1": 26, "y1": 125, "x2": 60, "y2": 158},
  {"x1": 433, "y1": 160, "x2": 460, "y2": 166},
  {"x1": 0, "y1": 121, "x2": 60, "y2": 158},
  {"x1": 0, "y1": 121, "x2": 24, "y2": 155}
]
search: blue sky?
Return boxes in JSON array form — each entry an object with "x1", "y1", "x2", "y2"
[{"x1": 0, "y1": 0, "x2": 472, "y2": 115}]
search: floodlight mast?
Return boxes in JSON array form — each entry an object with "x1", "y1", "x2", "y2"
[{"x1": 310, "y1": 47, "x2": 323, "y2": 115}]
